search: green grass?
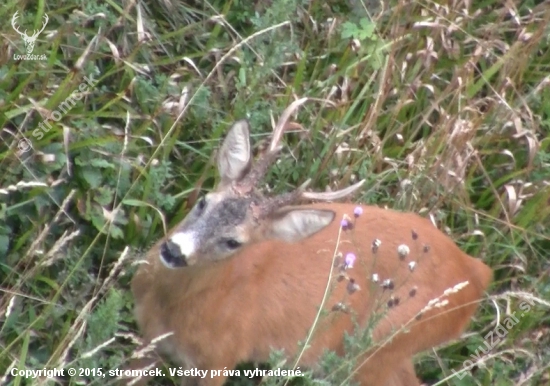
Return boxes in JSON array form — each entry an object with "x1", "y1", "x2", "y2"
[{"x1": 1, "y1": 0, "x2": 549, "y2": 385}]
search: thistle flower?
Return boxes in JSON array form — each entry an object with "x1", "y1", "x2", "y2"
[{"x1": 345, "y1": 252, "x2": 356, "y2": 269}]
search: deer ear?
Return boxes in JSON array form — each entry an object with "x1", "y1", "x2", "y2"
[
  {"x1": 217, "y1": 120, "x2": 252, "y2": 187},
  {"x1": 265, "y1": 208, "x2": 335, "y2": 243}
]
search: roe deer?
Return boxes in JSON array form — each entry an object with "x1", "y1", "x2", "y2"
[{"x1": 128, "y1": 104, "x2": 492, "y2": 386}]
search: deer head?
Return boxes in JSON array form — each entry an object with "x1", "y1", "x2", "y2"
[
  {"x1": 160, "y1": 103, "x2": 365, "y2": 268},
  {"x1": 12, "y1": 11, "x2": 49, "y2": 55}
]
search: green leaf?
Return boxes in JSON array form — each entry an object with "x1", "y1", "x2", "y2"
[
  {"x1": 358, "y1": 18, "x2": 375, "y2": 40},
  {"x1": 341, "y1": 21, "x2": 358, "y2": 39},
  {"x1": 90, "y1": 158, "x2": 115, "y2": 169},
  {"x1": 81, "y1": 168, "x2": 103, "y2": 189},
  {"x1": 0, "y1": 234, "x2": 8, "y2": 256},
  {"x1": 109, "y1": 225, "x2": 124, "y2": 239}
]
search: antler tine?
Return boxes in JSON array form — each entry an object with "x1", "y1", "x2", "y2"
[
  {"x1": 258, "y1": 179, "x2": 365, "y2": 218},
  {"x1": 238, "y1": 98, "x2": 309, "y2": 192},
  {"x1": 302, "y1": 179, "x2": 365, "y2": 201},
  {"x1": 31, "y1": 14, "x2": 49, "y2": 37},
  {"x1": 38, "y1": 14, "x2": 49, "y2": 34},
  {"x1": 269, "y1": 97, "x2": 308, "y2": 152},
  {"x1": 12, "y1": 12, "x2": 23, "y2": 35}
]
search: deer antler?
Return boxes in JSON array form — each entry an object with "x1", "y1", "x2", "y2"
[
  {"x1": 302, "y1": 179, "x2": 366, "y2": 201},
  {"x1": 11, "y1": 12, "x2": 26, "y2": 37},
  {"x1": 11, "y1": 12, "x2": 48, "y2": 38},
  {"x1": 32, "y1": 14, "x2": 49, "y2": 38},
  {"x1": 256, "y1": 179, "x2": 366, "y2": 218},
  {"x1": 238, "y1": 98, "x2": 309, "y2": 193},
  {"x1": 239, "y1": 98, "x2": 365, "y2": 218}
]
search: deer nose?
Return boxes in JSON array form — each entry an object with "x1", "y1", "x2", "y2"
[{"x1": 160, "y1": 240, "x2": 188, "y2": 268}]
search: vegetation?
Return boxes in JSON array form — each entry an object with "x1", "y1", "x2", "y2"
[{"x1": 1, "y1": 0, "x2": 549, "y2": 385}]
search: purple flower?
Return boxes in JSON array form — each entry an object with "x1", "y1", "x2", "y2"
[
  {"x1": 341, "y1": 219, "x2": 349, "y2": 229},
  {"x1": 353, "y1": 206, "x2": 363, "y2": 218},
  {"x1": 345, "y1": 252, "x2": 356, "y2": 268}
]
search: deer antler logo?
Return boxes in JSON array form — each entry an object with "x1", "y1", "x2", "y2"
[{"x1": 12, "y1": 11, "x2": 49, "y2": 55}]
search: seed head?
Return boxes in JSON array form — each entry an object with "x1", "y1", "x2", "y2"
[
  {"x1": 397, "y1": 244, "x2": 410, "y2": 259},
  {"x1": 347, "y1": 280, "x2": 360, "y2": 294},
  {"x1": 372, "y1": 238, "x2": 382, "y2": 253},
  {"x1": 382, "y1": 279, "x2": 394, "y2": 290}
]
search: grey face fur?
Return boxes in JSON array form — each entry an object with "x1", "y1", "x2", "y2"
[
  {"x1": 160, "y1": 194, "x2": 254, "y2": 267},
  {"x1": 159, "y1": 120, "x2": 342, "y2": 268}
]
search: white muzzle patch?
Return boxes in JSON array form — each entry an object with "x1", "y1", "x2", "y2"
[{"x1": 170, "y1": 231, "x2": 197, "y2": 258}]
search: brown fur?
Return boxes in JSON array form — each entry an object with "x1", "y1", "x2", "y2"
[{"x1": 129, "y1": 203, "x2": 492, "y2": 386}]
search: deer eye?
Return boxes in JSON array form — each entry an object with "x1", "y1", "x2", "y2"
[
  {"x1": 196, "y1": 196, "x2": 206, "y2": 211},
  {"x1": 225, "y1": 239, "x2": 242, "y2": 250}
]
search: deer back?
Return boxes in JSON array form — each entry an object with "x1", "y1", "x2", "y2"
[{"x1": 132, "y1": 202, "x2": 491, "y2": 385}]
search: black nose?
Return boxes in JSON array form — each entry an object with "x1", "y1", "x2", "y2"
[{"x1": 160, "y1": 240, "x2": 187, "y2": 267}]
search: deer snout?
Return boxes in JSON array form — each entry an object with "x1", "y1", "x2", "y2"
[{"x1": 160, "y1": 240, "x2": 188, "y2": 268}]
